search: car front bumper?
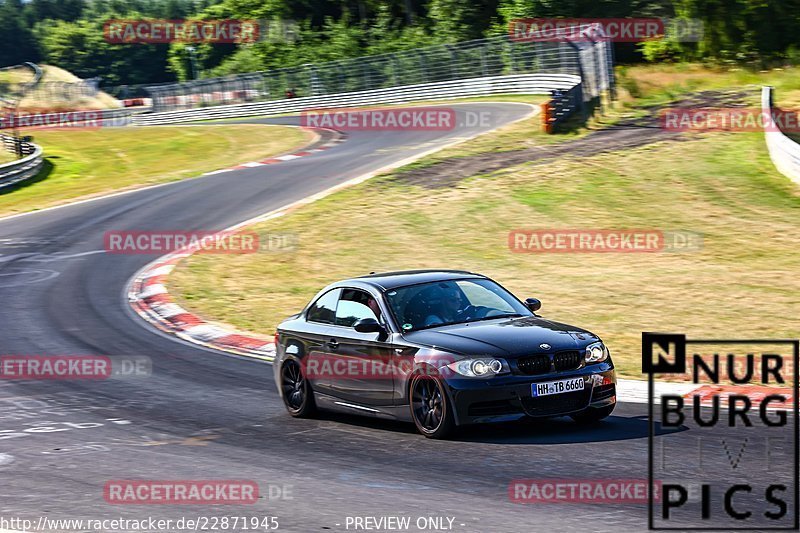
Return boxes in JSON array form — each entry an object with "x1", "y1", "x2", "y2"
[{"x1": 442, "y1": 362, "x2": 616, "y2": 426}]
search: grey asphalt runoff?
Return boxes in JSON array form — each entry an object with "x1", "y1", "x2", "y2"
[{"x1": 0, "y1": 103, "x2": 793, "y2": 532}]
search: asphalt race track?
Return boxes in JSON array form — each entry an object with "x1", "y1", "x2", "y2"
[{"x1": 0, "y1": 103, "x2": 792, "y2": 533}]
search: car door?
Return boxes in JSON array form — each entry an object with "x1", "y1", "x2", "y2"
[
  {"x1": 326, "y1": 288, "x2": 395, "y2": 407},
  {"x1": 300, "y1": 288, "x2": 342, "y2": 396}
]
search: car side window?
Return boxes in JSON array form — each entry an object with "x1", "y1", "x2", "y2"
[
  {"x1": 306, "y1": 289, "x2": 341, "y2": 324},
  {"x1": 335, "y1": 288, "x2": 380, "y2": 328}
]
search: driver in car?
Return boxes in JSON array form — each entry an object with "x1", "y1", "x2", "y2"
[{"x1": 424, "y1": 285, "x2": 466, "y2": 327}]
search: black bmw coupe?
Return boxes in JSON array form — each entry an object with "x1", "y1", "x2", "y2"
[{"x1": 274, "y1": 270, "x2": 616, "y2": 438}]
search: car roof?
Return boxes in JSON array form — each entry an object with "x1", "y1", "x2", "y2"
[{"x1": 349, "y1": 269, "x2": 486, "y2": 290}]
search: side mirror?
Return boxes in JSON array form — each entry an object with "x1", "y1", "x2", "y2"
[
  {"x1": 353, "y1": 317, "x2": 385, "y2": 334},
  {"x1": 524, "y1": 298, "x2": 542, "y2": 312}
]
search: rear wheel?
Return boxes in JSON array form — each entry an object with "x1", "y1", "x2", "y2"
[
  {"x1": 280, "y1": 359, "x2": 316, "y2": 418},
  {"x1": 570, "y1": 404, "x2": 615, "y2": 425},
  {"x1": 410, "y1": 374, "x2": 455, "y2": 439}
]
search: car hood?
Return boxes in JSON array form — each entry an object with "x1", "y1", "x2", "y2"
[{"x1": 402, "y1": 316, "x2": 599, "y2": 357}]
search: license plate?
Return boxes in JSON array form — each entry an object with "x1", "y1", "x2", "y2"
[{"x1": 532, "y1": 377, "x2": 585, "y2": 397}]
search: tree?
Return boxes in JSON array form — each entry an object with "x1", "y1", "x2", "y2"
[
  {"x1": 427, "y1": 0, "x2": 485, "y2": 42},
  {"x1": 0, "y1": 0, "x2": 40, "y2": 66}
]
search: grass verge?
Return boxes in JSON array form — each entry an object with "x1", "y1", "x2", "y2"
[
  {"x1": 0, "y1": 124, "x2": 312, "y2": 218},
  {"x1": 615, "y1": 63, "x2": 800, "y2": 108}
]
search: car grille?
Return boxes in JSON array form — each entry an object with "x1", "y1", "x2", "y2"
[
  {"x1": 517, "y1": 354, "x2": 550, "y2": 375},
  {"x1": 517, "y1": 351, "x2": 582, "y2": 375},
  {"x1": 520, "y1": 389, "x2": 591, "y2": 417},
  {"x1": 553, "y1": 351, "x2": 581, "y2": 371}
]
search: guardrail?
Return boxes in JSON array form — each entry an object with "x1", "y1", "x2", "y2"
[
  {"x1": 762, "y1": 86, "x2": 800, "y2": 185},
  {"x1": 0, "y1": 62, "x2": 43, "y2": 101},
  {"x1": 0, "y1": 134, "x2": 44, "y2": 190},
  {"x1": 0, "y1": 63, "x2": 46, "y2": 190},
  {"x1": 541, "y1": 85, "x2": 583, "y2": 133},
  {"x1": 134, "y1": 73, "x2": 582, "y2": 126}
]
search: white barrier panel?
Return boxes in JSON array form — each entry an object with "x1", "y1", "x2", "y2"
[
  {"x1": 135, "y1": 73, "x2": 581, "y2": 125},
  {"x1": 0, "y1": 141, "x2": 44, "y2": 190},
  {"x1": 762, "y1": 86, "x2": 800, "y2": 185}
]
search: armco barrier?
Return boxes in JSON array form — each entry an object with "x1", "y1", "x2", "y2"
[
  {"x1": 134, "y1": 74, "x2": 581, "y2": 126},
  {"x1": 762, "y1": 86, "x2": 800, "y2": 185},
  {"x1": 541, "y1": 84, "x2": 583, "y2": 133},
  {"x1": 0, "y1": 135, "x2": 44, "y2": 190}
]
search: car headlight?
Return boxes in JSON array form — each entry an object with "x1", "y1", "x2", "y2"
[
  {"x1": 584, "y1": 341, "x2": 609, "y2": 363},
  {"x1": 445, "y1": 358, "x2": 510, "y2": 377}
]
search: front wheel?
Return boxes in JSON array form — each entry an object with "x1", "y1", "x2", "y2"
[
  {"x1": 570, "y1": 404, "x2": 615, "y2": 425},
  {"x1": 409, "y1": 374, "x2": 455, "y2": 439},
  {"x1": 280, "y1": 359, "x2": 316, "y2": 418}
]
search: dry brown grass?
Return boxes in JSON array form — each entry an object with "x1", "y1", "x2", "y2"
[{"x1": 5, "y1": 65, "x2": 121, "y2": 111}]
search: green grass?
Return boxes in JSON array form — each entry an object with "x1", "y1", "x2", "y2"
[{"x1": 0, "y1": 124, "x2": 312, "y2": 218}]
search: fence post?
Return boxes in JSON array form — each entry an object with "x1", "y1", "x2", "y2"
[
  {"x1": 593, "y1": 37, "x2": 603, "y2": 114},
  {"x1": 607, "y1": 40, "x2": 617, "y2": 101},
  {"x1": 445, "y1": 45, "x2": 457, "y2": 81},
  {"x1": 389, "y1": 53, "x2": 399, "y2": 86},
  {"x1": 361, "y1": 61, "x2": 369, "y2": 91},
  {"x1": 309, "y1": 65, "x2": 323, "y2": 96},
  {"x1": 565, "y1": 40, "x2": 586, "y2": 120}
]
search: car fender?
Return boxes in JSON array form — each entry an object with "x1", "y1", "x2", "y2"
[{"x1": 274, "y1": 342, "x2": 305, "y2": 399}]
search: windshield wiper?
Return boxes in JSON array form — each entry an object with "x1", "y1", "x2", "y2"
[
  {"x1": 471, "y1": 313, "x2": 525, "y2": 322},
  {"x1": 407, "y1": 313, "x2": 526, "y2": 331}
]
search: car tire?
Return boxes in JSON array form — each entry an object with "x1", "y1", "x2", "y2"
[
  {"x1": 280, "y1": 359, "x2": 316, "y2": 418},
  {"x1": 409, "y1": 373, "x2": 455, "y2": 439},
  {"x1": 570, "y1": 404, "x2": 615, "y2": 424}
]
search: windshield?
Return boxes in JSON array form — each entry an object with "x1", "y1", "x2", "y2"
[{"x1": 385, "y1": 278, "x2": 531, "y2": 332}]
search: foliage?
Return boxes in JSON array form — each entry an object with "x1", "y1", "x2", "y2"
[{"x1": 2, "y1": 0, "x2": 800, "y2": 85}]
